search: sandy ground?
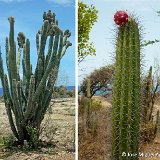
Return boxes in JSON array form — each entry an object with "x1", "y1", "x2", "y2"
[{"x1": 0, "y1": 98, "x2": 75, "y2": 160}]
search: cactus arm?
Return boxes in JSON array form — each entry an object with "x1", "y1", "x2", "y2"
[
  {"x1": 0, "y1": 49, "x2": 15, "y2": 114},
  {"x1": 35, "y1": 60, "x2": 60, "y2": 125},
  {"x1": 25, "y1": 39, "x2": 31, "y2": 81},
  {"x1": 0, "y1": 49, "x2": 19, "y2": 139},
  {"x1": 23, "y1": 39, "x2": 31, "y2": 98},
  {"x1": 35, "y1": 21, "x2": 49, "y2": 88},
  {"x1": 45, "y1": 35, "x2": 54, "y2": 69},
  {"x1": 39, "y1": 21, "x2": 49, "y2": 58},
  {"x1": 87, "y1": 79, "x2": 91, "y2": 98},
  {"x1": 22, "y1": 59, "x2": 27, "y2": 97},
  {"x1": 8, "y1": 17, "x2": 17, "y2": 81},
  {"x1": 24, "y1": 75, "x2": 35, "y2": 121},
  {"x1": 36, "y1": 33, "x2": 39, "y2": 52},
  {"x1": 37, "y1": 58, "x2": 43, "y2": 86},
  {"x1": 11, "y1": 79, "x2": 25, "y2": 142},
  {"x1": 37, "y1": 64, "x2": 59, "y2": 123},
  {"x1": 12, "y1": 79, "x2": 23, "y2": 119},
  {"x1": 3, "y1": 76, "x2": 19, "y2": 140},
  {"x1": 5, "y1": 104, "x2": 19, "y2": 140},
  {"x1": 45, "y1": 63, "x2": 60, "y2": 97},
  {"x1": 9, "y1": 17, "x2": 14, "y2": 49},
  {"x1": 32, "y1": 28, "x2": 60, "y2": 103},
  {"x1": 17, "y1": 81, "x2": 22, "y2": 110},
  {"x1": 21, "y1": 83, "x2": 27, "y2": 112},
  {"x1": 16, "y1": 31, "x2": 26, "y2": 74},
  {"x1": 60, "y1": 30, "x2": 71, "y2": 58},
  {"x1": 40, "y1": 89, "x2": 53, "y2": 122},
  {"x1": 60, "y1": 41, "x2": 72, "y2": 59},
  {"x1": 154, "y1": 110, "x2": 159, "y2": 137},
  {"x1": 12, "y1": 79, "x2": 24, "y2": 142},
  {"x1": 38, "y1": 21, "x2": 49, "y2": 73},
  {"x1": 16, "y1": 47, "x2": 22, "y2": 73},
  {"x1": 57, "y1": 31, "x2": 63, "y2": 57},
  {"x1": 5, "y1": 37, "x2": 9, "y2": 69},
  {"x1": 22, "y1": 46, "x2": 26, "y2": 76}
]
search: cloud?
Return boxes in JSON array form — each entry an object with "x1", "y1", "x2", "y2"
[{"x1": 46, "y1": 0, "x2": 74, "y2": 5}]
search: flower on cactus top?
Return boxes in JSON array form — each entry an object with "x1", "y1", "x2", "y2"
[{"x1": 114, "y1": 11, "x2": 129, "y2": 26}]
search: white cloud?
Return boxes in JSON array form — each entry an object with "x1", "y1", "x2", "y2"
[{"x1": 46, "y1": 0, "x2": 73, "y2": 5}]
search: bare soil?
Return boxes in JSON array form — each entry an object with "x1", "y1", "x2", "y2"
[{"x1": 0, "y1": 98, "x2": 75, "y2": 160}]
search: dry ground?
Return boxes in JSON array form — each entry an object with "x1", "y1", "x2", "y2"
[
  {"x1": 78, "y1": 96, "x2": 160, "y2": 160},
  {"x1": 78, "y1": 96, "x2": 112, "y2": 160},
  {"x1": 0, "y1": 98, "x2": 75, "y2": 160}
]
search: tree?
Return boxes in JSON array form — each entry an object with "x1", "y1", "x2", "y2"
[
  {"x1": 53, "y1": 85, "x2": 75, "y2": 98},
  {"x1": 80, "y1": 64, "x2": 114, "y2": 98},
  {"x1": 78, "y1": 1, "x2": 98, "y2": 63}
]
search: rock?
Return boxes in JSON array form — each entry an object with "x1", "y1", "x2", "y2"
[{"x1": 40, "y1": 147, "x2": 48, "y2": 153}]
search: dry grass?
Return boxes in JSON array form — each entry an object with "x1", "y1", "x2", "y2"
[
  {"x1": 78, "y1": 96, "x2": 112, "y2": 160},
  {"x1": 0, "y1": 98, "x2": 75, "y2": 160},
  {"x1": 79, "y1": 95, "x2": 160, "y2": 160},
  {"x1": 139, "y1": 95, "x2": 160, "y2": 160}
]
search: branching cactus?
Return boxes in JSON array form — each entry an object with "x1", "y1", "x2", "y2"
[
  {"x1": 112, "y1": 12, "x2": 141, "y2": 160},
  {"x1": 0, "y1": 10, "x2": 71, "y2": 147}
]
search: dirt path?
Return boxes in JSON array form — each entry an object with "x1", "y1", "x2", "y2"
[{"x1": 0, "y1": 98, "x2": 75, "y2": 160}]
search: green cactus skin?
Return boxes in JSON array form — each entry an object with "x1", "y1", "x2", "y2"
[
  {"x1": 112, "y1": 17, "x2": 141, "y2": 160},
  {"x1": 86, "y1": 79, "x2": 91, "y2": 126},
  {"x1": 0, "y1": 10, "x2": 71, "y2": 146},
  {"x1": 87, "y1": 79, "x2": 91, "y2": 98}
]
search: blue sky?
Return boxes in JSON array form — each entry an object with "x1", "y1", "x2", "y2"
[
  {"x1": 0, "y1": 0, "x2": 75, "y2": 86},
  {"x1": 79, "y1": 0, "x2": 160, "y2": 83}
]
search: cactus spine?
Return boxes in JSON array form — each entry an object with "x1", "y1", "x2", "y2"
[
  {"x1": 0, "y1": 10, "x2": 71, "y2": 146},
  {"x1": 112, "y1": 17, "x2": 141, "y2": 160}
]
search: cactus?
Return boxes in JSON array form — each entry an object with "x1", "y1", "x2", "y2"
[
  {"x1": 87, "y1": 78, "x2": 91, "y2": 98},
  {"x1": 112, "y1": 16, "x2": 141, "y2": 160},
  {"x1": 82, "y1": 79, "x2": 91, "y2": 135},
  {"x1": 141, "y1": 66, "x2": 160, "y2": 142},
  {"x1": 0, "y1": 10, "x2": 71, "y2": 146},
  {"x1": 79, "y1": 78, "x2": 99, "y2": 136}
]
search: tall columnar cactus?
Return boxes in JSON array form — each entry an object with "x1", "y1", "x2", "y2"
[
  {"x1": 0, "y1": 10, "x2": 71, "y2": 146},
  {"x1": 112, "y1": 15, "x2": 141, "y2": 160}
]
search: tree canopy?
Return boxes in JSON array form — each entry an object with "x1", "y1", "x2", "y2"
[
  {"x1": 80, "y1": 64, "x2": 114, "y2": 98},
  {"x1": 78, "y1": 1, "x2": 98, "y2": 63}
]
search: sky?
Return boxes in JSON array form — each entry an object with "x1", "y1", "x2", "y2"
[
  {"x1": 0, "y1": 0, "x2": 75, "y2": 86},
  {"x1": 79, "y1": 0, "x2": 160, "y2": 83}
]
